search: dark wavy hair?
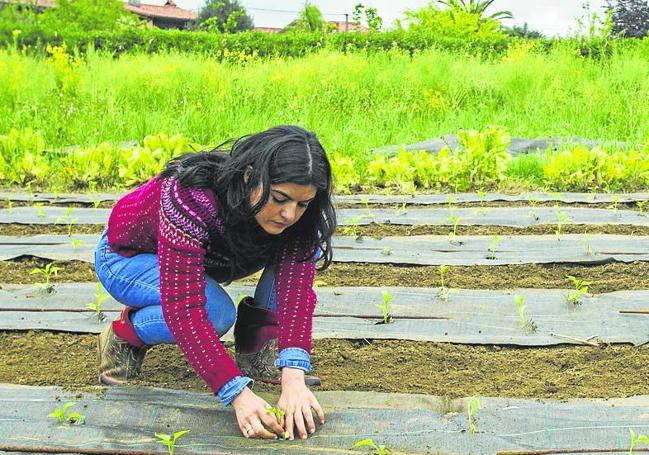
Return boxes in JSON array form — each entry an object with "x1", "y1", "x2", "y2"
[{"x1": 156, "y1": 125, "x2": 336, "y2": 282}]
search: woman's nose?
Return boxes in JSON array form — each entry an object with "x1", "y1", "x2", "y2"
[{"x1": 281, "y1": 205, "x2": 296, "y2": 221}]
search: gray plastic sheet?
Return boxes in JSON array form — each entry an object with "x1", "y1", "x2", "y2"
[
  {"x1": 2, "y1": 283, "x2": 649, "y2": 346},
  {"x1": 1, "y1": 233, "x2": 648, "y2": 266},
  {"x1": 3, "y1": 206, "x2": 649, "y2": 227},
  {"x1": 1, "y1": 384, "x2": 649, "y2": 455}
]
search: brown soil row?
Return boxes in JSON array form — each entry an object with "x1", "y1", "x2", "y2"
[
  {"x1": 1, "y1": 257, "x2": 648, "y2": 294},
  {"x1": 1, "y1": 331, "x2": 648, "y2": 400},
  {"x1": 2, "y1": 223, "x2": 649, "y2": 237}
]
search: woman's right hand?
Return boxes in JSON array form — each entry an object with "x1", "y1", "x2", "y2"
[{"x1": 231, "y1": 387, "x2": 285, "y2": 439}]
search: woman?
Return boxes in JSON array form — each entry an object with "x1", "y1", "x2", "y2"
[{"x1": 94, "y1": 125, "x2": 336, "y2": 440}]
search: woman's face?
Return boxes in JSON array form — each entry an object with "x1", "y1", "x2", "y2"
[{"x1": 250, "y1": 182, "x2": 317, "y2": 235}]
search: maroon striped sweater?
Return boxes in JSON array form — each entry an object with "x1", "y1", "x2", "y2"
[{"x1": 107, "y1": 176, "x2": 317, "y2": 394}]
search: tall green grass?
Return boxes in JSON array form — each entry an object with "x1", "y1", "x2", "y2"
[{"x1": 1, "y1": 41, "x2": 647, "y2": 164}]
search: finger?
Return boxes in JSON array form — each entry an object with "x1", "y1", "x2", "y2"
[
  {"x1": 284, "y1": 412, "x2": 295, "y2": 440},
  {"x1": 252, "y1": 420, "x2": 278, "y2": 440},
  {"x1": 311, "y1": 398, "x2": 325, "y2": 424},
  {"x1": 261, "y1": 412, "x2": 286, "y2": 437},
  {"x1": 294, "y1": 407, "x2": 308, "y2": 440},
  {"x1": 240, "y1": 422, "x2": 255, "y2": 439},
  {"x1": 303, "y1": 404, "x2": 317, "y2": 434}
]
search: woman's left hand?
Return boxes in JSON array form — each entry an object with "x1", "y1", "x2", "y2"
[{"x1": 276, "y1": 367, "x2": 325, "y2": 440}]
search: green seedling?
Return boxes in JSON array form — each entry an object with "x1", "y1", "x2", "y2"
[
  {"x1": 528, "y1": 197, "x2": 541, "y2": 221},
  {"x1": 71, "y1": 237, "x2": 87, "y2": 250},
  {"x1": 609, "y1": 195, "x2": 621, "y2": 213},
  {"x1": 381, "y1": 246, "x2": 393, "y2": 256},
  {"x1": 90, "y1": 199, "x2": 102, "y2": 208},
  {"x1": 4, "y1": 197, "x2": 13, "y2": 212},
  {"x1": 314, "y1": 279, "x2": 327, "y2": 287},
  {"x1": 30, "y1": 262, "x2": 62, "y2": 293},
  {"x1": 487, "y1": 236, "x2": 501, "y2": 260},
  {"x1": 155, "y1": 430, "x2": 190, "y2": 455},
  {"x1": 266, "y1": 404, "x2": 290, "y2": 440},
  {"x1": 637, "y1": 200, "x2": 647, "y2": 213},
  {"x1": 359, "y1": 196, "x2": 375, "y2": 218},
  {"x1": 629, "y1": 428, "x2": 649, "y2": 454},
  {"x1": 467, "y1": 397, "x2": 481, "y2": 433},
  {"x1": 448, "y1": 231, "x2": 461, "y2": 246},
  {"x1": 86, "y1": 283, "x2": 109, "y2": 322},
  {"x1": 394, "y1": 202, "x2": 407, "y2": 216},
  {"x1": 48, "y1": 401, "x2": 85, "y2": 425},
  {"x1": 477, "y1": 189, "x2": 486, "y2": 207},
  {"x1": 374, "y1": 291, "x2": 393, "y2": 324},
  {"x1": 566, "y1": 275, "x2": 591, "y2": 306},
  {"x1": 448, "y1": 216, "x2": 462, "y2": 237},
  {"x1": 554, "y1": 210, "x2": 572, "y2": 240},
  {"x1": 514, "y1": 295, "x2": 537, "y2": 334},
  {"x1": 353, "y1": 438, "x2": 391, "y2": 455},
  {"x1": 438, "y1": 264, "x2": 450, "y2": 301},
  {"x1": 34, "y1": 202, "x2": 46, "y2": 219}
]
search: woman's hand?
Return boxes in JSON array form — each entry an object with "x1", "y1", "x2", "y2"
[
  {"x1": 277, "y1": 367, "x2": 325, "y2": 440},
  {"x1": 231, "y1": 387, "x2": 285, "y2": 439}
]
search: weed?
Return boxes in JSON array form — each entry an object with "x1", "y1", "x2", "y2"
[
  {"x1": 266, "y1": 404, "x2": 290, "y2": 440},
  {"x1": 374, "y1": 291, "x2": 393, "y2": 324},
  {"x1": 30, "y1": 262, "x2": 61, "y2": 293},
  {"x1": 467, "y1": 397, "x2": 481, "y2": 433},
  {"x1": 438, "y1": 264, "x2": 450, "y2": 301},
  {"x1": 155, "y1": 430, "x2": 190, "y2": 455},
  {"x1": 86, "y1": 283, "x2": 108, "y2": 322},
  {"x1": 48, "y1": 401, "x2": 85, "y2": 425},
  {"x1": 566, "y1": 275, "x2": 591, "y2": 306},
  {"x1": 629, "y1": 428, "x2": 649, "y2": 454},
  {"x1": 514, "y1": 295, "x2": 537, "y2": 334},
  {"x1": 354, "y1": 438, "x2": 391, "y2": 455},
  {"x1": 381, "y1": 246, "x2": 393, "y2": 256},
  {"x1": 487, "y1": 236, "x2": 501, "y2": 260}
]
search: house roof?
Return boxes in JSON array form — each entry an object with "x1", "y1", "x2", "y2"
[
  {"x1": 123, "y1": 0, "x2": 197, "y2": 22},
  {"x1": 327, "y1": 21, "x2": 370, "y2": 33}
]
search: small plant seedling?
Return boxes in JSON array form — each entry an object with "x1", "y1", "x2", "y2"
[
  {"x1": 528, "y1": 197, "x2": 541, "y2": 221},
  {"x1": 554, "y1": 210, "x2": 572, "y2": 240},
  {"x1": 394, "y1": 202, "x2": 407, "y2": 216},
  {"x1": 629, "y1": 428, "x2": 649, "y2": 454},
  {"x1": 359, "y1": 196, "x2": 375, "y2": 218},
  {"x1": 637, "y1": 200, "x2": 647, "y2": 214},
  {"x1": 580, "y1": 231, "x2": 593, "y2": 256},
  {"x1": 446, "y1": 196, "x2": 457, "y2": 210},
  {"x1": 381, "y1": 246, "x2": 393, "y2": 256},
  {"x1": 90, "y1": 199, "x2": 102, "y2": 208},
  {"x1": 155, "y1": 430, "x2": 190, "y2": 455},
  {"x1": 353, "y1": 438, "x2": 391, "y2": 455},
  {"x1": 374, "y1": 291, "x2": 393, "y2": 324},
  {"x1": 4, "y1": 197, "x2": 13, "y2": 212},
  {"x1": 266, "y1": 404, "x2": 290, "y2": 440},
  {"x1": 48, "y1": 401, "x2": 85, "y2": 425},
  {"x1": 477, "y1": 189, "x2": 486, "y2": 207},
  {"x1": 71, "y1": 237, "x2": 87, "y2": 250},
  {"x1": 34, "y1": 202, "x2": 46, "y2": 219},
  {"x1": 30, "y1": 262, "x2": 62, "y2": 293},
  {"x1": 514, "y1": 295, "x2": 537, "y2": 334},
  {"x1": 55, "y1": 207, "x2": 78, "y2": 237},
  {"x1": 86, "y1": 283, "x2": 109, "y2": 322},
  {"x1": 438, "y1": 264, "x2": 450, "y2": 301},
  {"x1": 448, "y1": 231, "x2": 461, "y2": 246},
  {"x1": 609, "y1": 195, "x2": 621, "y2": 213},
  {"x1": 467, "y1": 397, "x2": 481, "y2": 433},
  {"x1": 566, "y1": 275, "x2": 591, "y2": 306},
  {"x1": 448, "y1": 216, "x2": 462, "y2": 237},
  {"x1": 487, "y1": 236, "x2": 501, "y2": 260}
]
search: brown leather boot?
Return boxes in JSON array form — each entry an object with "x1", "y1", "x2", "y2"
[
  {"x1": 97, "y1": 307, "x2": 148, "y2": 386},
  {"x1": 234, "y1": 297, "x2": 321, "y2": 386}
]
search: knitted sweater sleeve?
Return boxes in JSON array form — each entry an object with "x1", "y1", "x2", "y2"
[
  {"x1": 157, "y1": 178, "x2": 241, "y2": 394},
  {"x1": 273, "y1": 239, "x2": 318, "y2": 354}
]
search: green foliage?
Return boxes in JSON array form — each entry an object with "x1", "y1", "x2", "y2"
[
  {"x1": 514, "y1": 295, "x2": 537, "y2": 334},
  {"x1": 629, "y1": 428, "x2": 649, "y2": 454},
  {"x1": 353, "y1": 3, "x2": 383, "y2": 31},
  {"x1": 288, "y1": 2, "x2": 327, "y2": 32},
  {"x1": 195, "y1": 0, "x2": 254, "y2": 33},
  {"x1": 354, "y1": 438, "x2": 391, "y2": 454},
  {"x1": 155, "y1": 430, "x2": 189, "y2": 455},
  {"x1": 0, "y1": 128, "x2": 48, "y2": 187},
  {"x1": 374, "y1": 291, "x2": 393, "y2": 324},
  {"x1": 30, "y1": 262, "x2": 61, "y2": 293},
  {"x1": 48, "y1": 401, "x2": 85, "y2": 425},
  {"x1": 39, "y1": 0, "x2": 138, "y2": 34},
  {"x1": 573, "y1": 2, "x2": 616, "y2": 59},
  {"x1": 566, "y1": 275, "x2": 591, "y2": 306},
  {"x1": 86, "y1": 283, "x2": 109, "y2": 321},
  {"x1": 438, "y1": 0, "x2": 513, "y2": 22},
  {"x1": 467, "y1": 396, "x2": 481, "y2": 433}
]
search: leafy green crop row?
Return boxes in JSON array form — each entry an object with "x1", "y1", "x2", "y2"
[{"x1": 1, "y1": 127, "x2": 647, "y2": 193}]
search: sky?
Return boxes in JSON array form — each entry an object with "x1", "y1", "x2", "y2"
[{"x1": 167, "y1": 0, "x2": 610, "y2": 37}]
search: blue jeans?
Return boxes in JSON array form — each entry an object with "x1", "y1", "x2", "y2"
[{"x1": 94, "y1": 229, "x2": 280, "y2": 344}]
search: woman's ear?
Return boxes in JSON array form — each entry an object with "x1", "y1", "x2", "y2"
[{"x1": 243, "y1": 165, "x2": 254, "y2": 184}]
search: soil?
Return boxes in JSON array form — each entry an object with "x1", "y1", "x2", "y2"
[
  {"x1": 1, "y1": 257, "x2": 648, "y2": 294},
  {"x1": 1, "y1": 331, "x2": 648, "y2": 400}
]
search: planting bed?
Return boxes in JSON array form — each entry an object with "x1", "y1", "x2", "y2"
[{"x1": 1, "y1": 191, "x2": 649, "y2": 454}]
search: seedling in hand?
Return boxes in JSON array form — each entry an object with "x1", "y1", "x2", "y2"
[
  {"x1": 266, "y1": 404, "x2": 290, "y2": 439},
  {"x1": 467, "y1": 397, "x2": 481, "y2": 433},
  {"x1": 155, "y1": 430, "x2": 189, "y2": 455},
  {"x1": 438, "y1": 264, "x2": 450, "y2": 302},
  {"x1": 629, "y1": 428, "x2": 649, "y2": 454},
  {"x1": 566, "y1": 275, "x2": 591, "y2": 306},
  {"x1": 354, "y1": 438, "x2": 391, "y2": 455},
  {"x1": 374, "y1": 291, "x2": 393, "y2": 324},
  {"x1": 487, "y1": 236, "x2": 501, "y2": 260},
  {"x1": 86, "y1": 283, "x2": 109, "y2": 321},
  {"x1": 48, "y1": 401, "x2": 85, "y2": 425},
  {"x1": 30, "y1": 262, "x2": 61, "y2": 293},
  {"x1": 514, "y1": 295, "x2": 537, "y2": 334}
]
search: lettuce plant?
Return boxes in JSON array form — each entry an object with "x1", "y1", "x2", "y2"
[
  {"x1": 566, "y1": 275, "x2": 591, "y2": 306},
  {"x1": 86, "y1": 283, "x2": 109, "y2": 321},
  {"x1": 48, "y1": 401, "x2": 85, "y2": 425},
  {"x1": 30, "y1": 262, "x2": 61, "y2": 293},
  {"x1": 374, "y1": 291, "x2": 393, "y2": 324}
]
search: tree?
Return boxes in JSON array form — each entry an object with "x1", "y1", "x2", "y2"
[
  {"x1": 605, "y1": 0, "x2": 649, "y2": 38},
  {"x1": 438, "y1": 0, "x2": 513, "y2": 23},
  {"x1": 289, "y1": 2, "x2": 326, "y2": 32},
  {"x1": 38, "y1": 0, "x2": 137, "y2": 33},
  {"x1": 353, "y1": 3, "x2": 383, "y2": 31},
  {"x1": 504, "y1": 22, "x2": 545, "y2": 39},
  {"x1": 195, "y1": 0, "x2": 254, "y2": 33}
]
